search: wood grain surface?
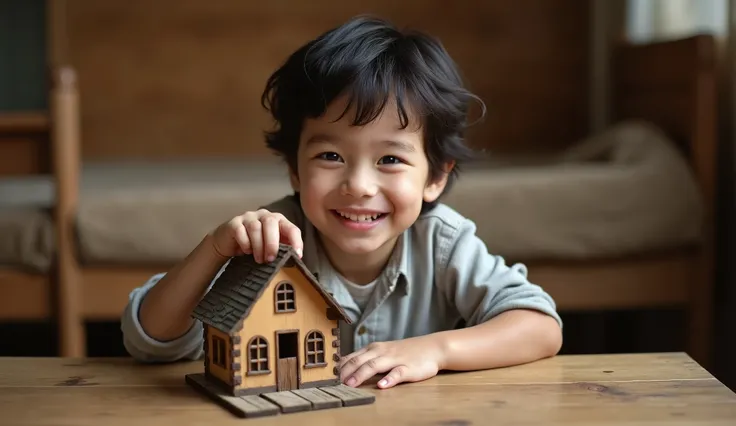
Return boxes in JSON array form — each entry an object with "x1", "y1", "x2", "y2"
[{"x1": 0, "y1": 353, "x2": 734, "y2": 425}]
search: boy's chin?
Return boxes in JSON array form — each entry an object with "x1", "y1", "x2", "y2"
[{"x1": 326, "y1": 236, "x2": 398, "y2": 257}]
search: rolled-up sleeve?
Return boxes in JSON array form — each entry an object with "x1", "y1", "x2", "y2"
[
  {"x1": 437, "y1": 219, "x2": 562, "y2": 328},
  {"x1": 121, "y1": 273, "x2": 210, "y2": 363}
]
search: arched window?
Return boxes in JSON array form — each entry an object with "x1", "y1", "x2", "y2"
[
  {"x1": 274, "y1": 282, "x2": 296, "y2": 313},
  {"x1": 304, "y1": 330, "x2": 326, "y2": 367},
  {"x1": 247, "y1": 336, "x2": 269, "y2": 375}
]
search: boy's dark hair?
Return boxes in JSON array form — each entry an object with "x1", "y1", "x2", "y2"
[{"x1": 261, "y1": 15, "x2": 484, "y2": 213}]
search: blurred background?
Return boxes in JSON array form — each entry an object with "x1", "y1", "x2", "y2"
[{"x1": 1, "y1": 0, "x2": 735, "y2": 390}]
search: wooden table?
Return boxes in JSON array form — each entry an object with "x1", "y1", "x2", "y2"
[{"x1": 1, "y1": 352, "x2": 735, "y2": 425}]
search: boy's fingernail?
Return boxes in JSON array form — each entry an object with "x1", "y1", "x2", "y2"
[
  {"x1": 267, "y1": 255, "x2": 275, "y2": 262},
  {"x1": 346, "y1": 377, "x2": 357, "y2": 387},
  {"x1": 378, "y1": 379, "x2": 388, "y2": 387},
  {"x1": 296, "y1": 248, "x2": 303, "y2": 257}
]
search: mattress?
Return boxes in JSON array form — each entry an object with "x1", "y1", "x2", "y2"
[
  {"x1": 75, "y1": 158, "x2": 295, "y2": 264},
  {"x1": 0, "y1": 176, "x2": 55, "y2": 272},
  {"x1": 442, "y1": 120, "x2": 704, "y2": 260}
]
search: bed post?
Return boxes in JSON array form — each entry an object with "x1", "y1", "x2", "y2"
[
  {"x1": 609, "y1": 34, "x2": 719, "y2": 368},
  {"x1": 688, "y1": 34, "x2": 718, "y2": 369},
  {"x1": 51, "y1": 66, "x2": 84, "y2": 358}
]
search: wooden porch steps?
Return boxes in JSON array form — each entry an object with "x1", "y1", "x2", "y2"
[{"x1": 185, "y1": 373, "x2": 375, "y2": 418}]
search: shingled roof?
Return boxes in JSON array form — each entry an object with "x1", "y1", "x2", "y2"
[{"x1": 192, "y1": 243, "x2": 351, "y2": 333}]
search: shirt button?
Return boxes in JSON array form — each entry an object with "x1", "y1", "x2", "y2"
[{"x1": 357, "y1": 326, "x2": 367, "y2": 335}]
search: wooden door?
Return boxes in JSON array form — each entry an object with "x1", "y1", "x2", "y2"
[{"x1": 276, "y1": 330, "x2": 299, "y2": 391}]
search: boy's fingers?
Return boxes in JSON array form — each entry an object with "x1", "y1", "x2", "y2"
[
  {"x1": 338, "y1": 346, "x2": 368, "y2": 369},
  {"x1": 260, "y1": 215, "x2": 281, "y2": 262},
  {"x1": 279, "y1": 220, "x2": 303, "y2": 257},
  {"x1": 233, "y1": 223, "x2": 251, "y2": 255},
  {"x1": 338, "y1": 348, "x2": 372, "y2": 382},
  {"x1": 345, "y1": 356, "x2": 392, "y2": 387},
  {"x1": 378, "y1": 365, "x2": 409, "y2": 389},
  {"x1": 245, "y1": 219, "x2": 264, "y2": 263}
]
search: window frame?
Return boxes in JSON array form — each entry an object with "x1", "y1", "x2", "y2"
[
  {"x1": 246, "y1": 335, "x2": 270, "y2": 376},
  {"x1": 304, "y1": 329, "x2": 327, "y2": 368},
  {"x1": 274, "y1": 281, "x2": 297, "y2": 313},
  {"x1": 211, "y1": 335, "x2": 227, "y2": 368}
]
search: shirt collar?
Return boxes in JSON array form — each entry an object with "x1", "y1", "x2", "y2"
[
  {"x1": 384, "y1": 229, "x2": 411, "y2": 295},
  {"x1": 301, "y1": 218, "x2": 411, "y2": 295}
]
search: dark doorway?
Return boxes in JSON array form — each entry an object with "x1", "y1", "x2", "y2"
[{"x1": 276, "y1": 330, "x2": 299, "y2": 391}]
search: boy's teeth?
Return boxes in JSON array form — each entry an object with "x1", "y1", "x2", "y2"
[{"x1": 337, "y1": 211, "x2": 381, "y2": 222}]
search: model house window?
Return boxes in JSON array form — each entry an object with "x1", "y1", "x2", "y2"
[
  {"x1": 274, "y1": 282, "x2": 296, "y2": 313},
  {"x1": 247, "y1": 336, "x2": 269, "y2": 374},
  {"x1": 305, "y1": 330, "x2": 326, "y2": 366},
  {"x1": 212, "y1": 335, "x2": 227, "y2": 368}
]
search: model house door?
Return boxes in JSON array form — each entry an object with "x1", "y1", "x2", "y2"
[{"x1": 276, "y1": 330, "x2": 299, "y2": 391}]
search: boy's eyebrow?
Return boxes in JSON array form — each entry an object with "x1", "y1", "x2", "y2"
[
  {"x1": 304, "y1": 133, "x2": 338, "y2": 145},
  {"x1": 305, "y1": 133, "x2": 416, "y2": 153},
  {"x1": 382, "y1": 140, "x2": 416, "y2": 153}
]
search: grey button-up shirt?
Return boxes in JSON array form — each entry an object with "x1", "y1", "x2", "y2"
[{"x1": 121, "y1": 195, "x2": 562, "y2": 361}]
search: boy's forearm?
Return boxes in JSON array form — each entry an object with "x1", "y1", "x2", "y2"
[
  {"x1": 435, "y1": 309, "x2": 562, "y2": 371},
  {"x1": 138, "y1": 234, "x2": 229, "y2": 342}
]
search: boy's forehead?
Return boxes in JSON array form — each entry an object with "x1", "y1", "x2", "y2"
[
  {"x1": 302, "y1": 115, "x2": 423, "y2": 150},
  {"x1": 309, "y1": 94, "x2": 423, "y2": 134}
]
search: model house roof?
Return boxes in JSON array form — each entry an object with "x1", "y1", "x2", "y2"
[{"x1": 192, "y1": 243, "x2": 351, "y2": 332}]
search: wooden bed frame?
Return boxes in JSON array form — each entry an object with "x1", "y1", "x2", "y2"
[
  {"x1": 0, "y1": 112, "x2": 54, "y2": 325},
  {"x1": 526, "y1": 34, "x2": 717, "y2": 367},
  {"x1": 0, "y1": 34, "x2": 717, "y2": 368}
]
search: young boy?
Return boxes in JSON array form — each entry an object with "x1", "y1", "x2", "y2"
[{"x1": 121, "y1": 15, "x2": 562, "y2": 390}]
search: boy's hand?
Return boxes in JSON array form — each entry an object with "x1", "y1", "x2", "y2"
[
  {"x1": 210, "y1": 209, "x2": 303, "y2": 263},
  {"x1": 338, "y1": 335, "x2": 446, "y2": 389}
]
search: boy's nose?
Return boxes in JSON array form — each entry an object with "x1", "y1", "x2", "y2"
[{"x1": 341, "y1": 170, "x2": 378, "y2": 198}]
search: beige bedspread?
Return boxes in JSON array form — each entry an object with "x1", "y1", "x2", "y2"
[
  {"x1": 442, "y1": 120, "x2": 704, "y2": 260},
  {"x1": 75, "y1": 159, "x2": 295, "y2": 264},
  {"x1": 0, "y1": 176, "x2": 55, "y2": 272}
]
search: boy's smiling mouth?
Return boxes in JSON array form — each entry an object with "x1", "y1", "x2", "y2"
[{"x1": 331, "y1": 209, "x2": 388, "y2": 227}]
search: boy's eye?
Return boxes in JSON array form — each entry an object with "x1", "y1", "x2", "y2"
[
  {"x1": 317, "y1": 152, "x2": 342, "y2": 162},
  {"x1": 378, "y1": 155, "x2": 403, "y2": 165}
]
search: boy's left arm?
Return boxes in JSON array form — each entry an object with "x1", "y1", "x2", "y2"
[
  {"x1": 433, "y1": 218, "x2": 564, "y2": 372},
  {"x1": 339, "y1": 219, "x2": 562, "y2": 389}
]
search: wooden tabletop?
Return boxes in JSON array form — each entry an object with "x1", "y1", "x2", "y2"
[{"x1": 1, "y1": 352, "x2": 735, "y2": 425}]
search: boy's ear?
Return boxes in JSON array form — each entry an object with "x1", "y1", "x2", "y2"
[
  {"x1": 423, "y1": 161, "x2": 455, "y2": 202},
  {"x1": 288, "y1": 167, "x2": 300, "y2": 191}
]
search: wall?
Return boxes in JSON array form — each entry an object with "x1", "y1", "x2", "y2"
[
  {"x1": 55, "y1": 0, "x2": 591, "y2": 160},
  {"x1": 0, "y1": 0, "x2": 47, "y2": 111}
]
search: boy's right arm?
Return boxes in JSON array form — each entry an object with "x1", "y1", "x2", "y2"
[
  {"x1": 121, "y1": 235, "x2": 229, "y2": 362},
  {"x1": 120, "y1": 195, "x2": 304, "y2": 363}
]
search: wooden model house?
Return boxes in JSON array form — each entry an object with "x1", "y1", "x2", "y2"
[{"x1": 189, "y1": 243, "x2": 352, "y2": 397}]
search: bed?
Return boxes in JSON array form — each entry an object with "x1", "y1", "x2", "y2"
[{"x1": 0, "y1": 34, "x2": 716, "y2": 367}]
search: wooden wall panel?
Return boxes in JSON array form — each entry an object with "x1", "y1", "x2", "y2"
[{"x1": 60, "y1": 0, "x2": 590, "y2": 160}]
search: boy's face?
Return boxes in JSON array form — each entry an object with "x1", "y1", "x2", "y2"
[{"x1": 290, "y1": 95, "x2": 449, "y2": 259}]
